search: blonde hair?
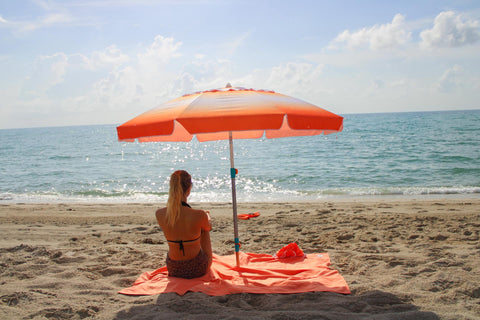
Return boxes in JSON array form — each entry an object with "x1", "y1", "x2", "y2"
[{"x1": 166, "y1": 170, "x2": 192, "y2": 227}]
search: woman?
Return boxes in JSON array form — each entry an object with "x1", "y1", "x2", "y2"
[{"x1": 155, "y1": 170, "x2": 212, "y2": 279}]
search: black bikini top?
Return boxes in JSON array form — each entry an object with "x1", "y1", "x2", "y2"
[{"x1": 166, "y1": 201, "x2": 200, "y2": 256}]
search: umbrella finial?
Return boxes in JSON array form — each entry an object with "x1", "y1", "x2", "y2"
[{"x1": 225, "y1": 83, "x2": 232, "y2": 88}]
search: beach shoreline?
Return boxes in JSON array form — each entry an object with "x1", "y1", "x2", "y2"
[
  {"x1": 1, "y1": 189, "x2": 479, "y2": 205},
  {"x1": 1, "y1": 198, "x2": 479, "y2": 319}
]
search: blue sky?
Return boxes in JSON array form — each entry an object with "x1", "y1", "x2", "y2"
[{"x1": 1, "y1": 0, "x2": 479, "y2": 129}]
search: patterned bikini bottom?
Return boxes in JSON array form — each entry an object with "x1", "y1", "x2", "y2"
[{"x1": 166, "y1": 249, "x2": 209, "y2": 279}]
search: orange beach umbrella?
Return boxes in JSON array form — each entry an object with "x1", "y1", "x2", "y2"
[{"x1": 117, "y1": 84, "x2": 343, "y2": 266}]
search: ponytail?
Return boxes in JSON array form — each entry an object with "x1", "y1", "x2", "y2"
[{"x1": 166, "y1": 170, "x2": 192, "y2": 227}]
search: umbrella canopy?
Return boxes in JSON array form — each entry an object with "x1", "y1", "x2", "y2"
[
  {"x1": 117, "y1": 84, "x2": 344, "y2": 266},
  {"x1": 117, "y1": 85, "x2": 343, "y2": 142}
]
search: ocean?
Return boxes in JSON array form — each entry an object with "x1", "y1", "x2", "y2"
[{"x1": 1, "y1": 110, "x2": 479, "y2": 203}]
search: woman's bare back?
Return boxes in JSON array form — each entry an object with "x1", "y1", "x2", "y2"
[{"x1": 156, "y1": 206, "x2": 211, "y2": 261}]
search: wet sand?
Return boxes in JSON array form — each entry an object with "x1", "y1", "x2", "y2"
[{"x1": 0, "y1": 198, "x2": 479, "y2": 319}]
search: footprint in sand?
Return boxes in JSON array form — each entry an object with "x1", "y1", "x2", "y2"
[
  {"x1": 53, "y1": 255, "x2": 87, "y2": 264},
  {"x1": 428, "y1": 234, "x2": 449, "y2": 241},
  {"x1": 80, "y1": 265, "x2": 139, "y2": 278},
  {"x1": 386, "y1": 259, "x2": 405, "y2": 268},
  {"x1": 114, "y1": 278, "x2": 137, "y2": 288},
  {"x1": 378, "y1": 204, "x2": 393, "y2": 209},
  {"x1": 29, "y1": 306, "x2": 99, "y2": 319},
  {"x1": 284, "y1": 222, "x2": 299, "y2": 228},
  {"x1": 141, "y1": 238, "x2": 164, "y2": 245},
  {"x1": 467, "y1": 287, "x2": 480, "y2": 298},
  {"x1": 142, "y1": 227, "x2": 160, "y2": 235},
  {"x1": 336, "y1": 233, "x2": 354, "y2": 241},
  {"x1": 0, "y1": 292, "x2": 32, "y2": 306}
]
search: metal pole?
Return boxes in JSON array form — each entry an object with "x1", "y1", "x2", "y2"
[{"x1": 229, "y1": 132, "x2": 240, "y2": 267}]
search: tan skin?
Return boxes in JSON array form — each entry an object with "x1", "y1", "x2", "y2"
[{"x1": 155, "y1": 186, "x2": 212, "y2": 267}]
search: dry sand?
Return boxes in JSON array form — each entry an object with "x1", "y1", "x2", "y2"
[{"x1": 0, "y1": 198, "x2": 479, "y2": 319}]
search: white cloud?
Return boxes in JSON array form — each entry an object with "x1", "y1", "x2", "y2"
[
  {"x1": 138, "y1": 35, "x2": 182, "y2": 67},
  {"x1": 219, "y1": 31, "x2": 251, "y2": 57},
  {"x1": 22, "y1": 53, "x2": 69, "y2": 95},
  {"x1": 3, "y1": 36, "x2": 185, "y2": 128},
  {"x1": 0, "y1": 0, "x2": 76, "y2": 34},
  {"x1": 20, "y1": 44, "x2": 132, "y2": 100},
  {"x1": 436, "y1": 64, "x2": 464, "y2": 92},
  {"x1": 330, "y1": 14, "x2": 411, "y2": 50},
  {"x1": 371, "y1": 78, "x2": 385, "y2": 89},
  {"x1": 222, "y1": 61, "x2": 328, "y2": 105},
  {"x1": 175, "y1": 56, "x2": 233, "y2": 93},
  {"x1": 420, "y1": 11, "x2": 480, "y2": 48},
  {"x1": 17, "y1": 12, "x2": 75, "y2": 33},
  {"x1": 265, "y1": 62, "x2": 324, "y2": 96},
  {"x1": 77, "y1": 36, "x2": 184, "y2": 119},
  {"x1": 88, "y1": 45, "x2": 130, "y2": 70},
  {"x1": 300, "y1": 10, "x2": 480, "y2": 114},
  {"x1": 42, "y1": 12, "x2": 72, "y2": 25},
  {"x1": 33, "y1": 0, "x2": 55, "y2": 10}
]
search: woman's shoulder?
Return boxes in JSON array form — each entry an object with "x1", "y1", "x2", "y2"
[
  {"x1": 188, "y1": 208, "x2": 211, "y2": 230},
  {"x1": 155, "y1": 207, "x2": 167, "y2": 219},
  {"x1": 184, "y1": 207, "x2": 206, "y2": 217},
  {"x1": 185, "y1": 207, "x2": 210, "y2": 224},
  {"x1": 156, "y1": 207, "x2": 167, "y2": 213}
]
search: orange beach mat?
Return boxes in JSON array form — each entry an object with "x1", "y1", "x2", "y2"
[{"x1": 119, "y1": 252, "x2": 350, "y2": 296}]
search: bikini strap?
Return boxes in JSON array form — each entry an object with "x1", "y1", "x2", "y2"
[{"x1": 167, "y1": 234, "x2": 201, "y2": 256}]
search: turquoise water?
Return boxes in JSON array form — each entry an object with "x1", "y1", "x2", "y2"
[{"x1": 0, "y1": 110, "x2": 479, "y2": 203}]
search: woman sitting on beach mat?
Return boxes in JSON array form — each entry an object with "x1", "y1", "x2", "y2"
[{"x1": 155, "y1": 170, "x2": 213, "y2": 279}]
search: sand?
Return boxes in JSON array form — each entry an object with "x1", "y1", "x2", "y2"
[{"x1": 0, "y1": 198, "x2": 479, "y2": 319}]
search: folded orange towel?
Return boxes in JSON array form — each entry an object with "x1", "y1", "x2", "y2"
[
  {"x1": 119, "y1": 252, "x2": 350, "y2": 296},
  {"x1": 274, "y1": 242, "x2": 305, "y2": 259},
  {"x1": 238, "y1": 212, "x2": 260, "y2": 220}
]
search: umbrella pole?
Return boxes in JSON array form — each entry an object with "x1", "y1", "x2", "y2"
[{"x1": 229, "y1": 132, "x2": 241, "y2": 267}]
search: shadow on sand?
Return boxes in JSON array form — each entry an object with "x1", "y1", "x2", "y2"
[{"x1": 115, "y1": 290, "x2": 440, "y2": 320}]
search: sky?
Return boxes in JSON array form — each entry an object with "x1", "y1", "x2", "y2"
[{"x1": 0, "y1": 0, "x2": 479, "y2": 129}]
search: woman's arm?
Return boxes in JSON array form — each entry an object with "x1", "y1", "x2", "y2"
[
  {"x1": 200, "y1": 229, "x2": 212, "y2": 268},
  {"x1": 201, "y1": 210, "x2": 212, "y2": 231},
  {"x1": 200, "y1": 211, "x2": 212, "y2": 267}
]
